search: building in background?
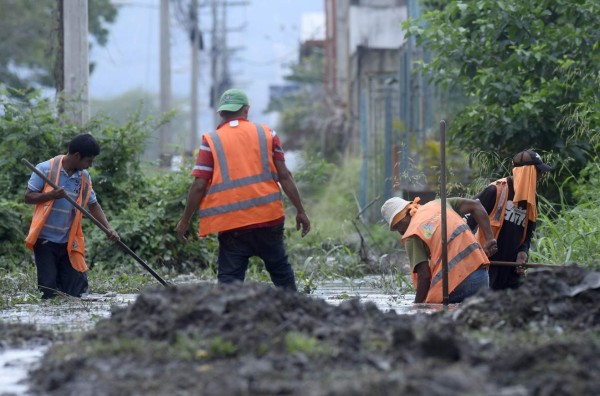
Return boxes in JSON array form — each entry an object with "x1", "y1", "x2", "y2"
[{"x1": 324, "y1": 0, "x2": 439, "y2": 222}]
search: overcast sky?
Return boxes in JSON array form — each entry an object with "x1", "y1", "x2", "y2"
[{"x1": 89, "y1": 0, "x2": 323, "y2": 129}]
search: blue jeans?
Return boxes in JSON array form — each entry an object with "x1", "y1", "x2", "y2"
[
  {"x1": 448, "y1": 267, "x2": 489, "y2": 303},
  {"x1": 217, "y1": 224, "x2": 296, "y2": 291}
]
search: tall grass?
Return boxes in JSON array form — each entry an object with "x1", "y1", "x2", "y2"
[{"x1": 530, "y1": 163, "x2": 600, "y2": 268}]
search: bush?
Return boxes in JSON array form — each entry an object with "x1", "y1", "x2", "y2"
[
  {"x1": 0, "y1": 89, "x2": 216, "y2": 276},
  {"x1": 531, "y1": 162, "x2": 600, "y2": 267}
]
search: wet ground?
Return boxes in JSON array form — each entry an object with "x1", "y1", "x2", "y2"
[
  {"x1": 2, "y1": 265, "x2": 600, "y2": 395},
  {"x1": 0, "y1": 277, "x2": 420, "y2": 395}
]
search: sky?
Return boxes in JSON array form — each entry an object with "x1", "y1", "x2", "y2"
[{"x1": 89, "y1": 0, "x2": 324, "y2": 130}]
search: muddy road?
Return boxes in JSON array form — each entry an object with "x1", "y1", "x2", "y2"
[{"x1": 4, "y1": 265, "x2": 600, "y2": 395}]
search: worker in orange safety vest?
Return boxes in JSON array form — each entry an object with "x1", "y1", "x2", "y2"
[
  {"x1": 25, "y1": 134, "x2": 120, "y2": 299},
  {"x1": 381, "y1": 197, "x2": 498, "y2": 303},
  {"x1": 468, "y1": 150, "x2": 553, "y2": 290},
  {"x1": 176, "y1": 89, "x2": 310, "y2": 290}
]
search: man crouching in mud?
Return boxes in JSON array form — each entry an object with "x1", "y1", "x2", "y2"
[
  {"x1": 176, "y1": 89, "x2": 310, "y2": 291},
  {"x1": 381, "y1": 196, "x2": 497, "y2": 303}
]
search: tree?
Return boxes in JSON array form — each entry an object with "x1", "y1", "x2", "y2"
[
  {"x1": 405, "y1": 0, "x2": 600, "y2": 171},
  {"x1": 0, "y1": 0, "x2": 117, "y2": 91}
]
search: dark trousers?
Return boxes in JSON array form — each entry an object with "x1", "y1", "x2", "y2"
[
  {"x1": 33, "y1": 239, "x2": 88, "y2": 299},
  {"x1": 217, "y1": 224, "x2": 296, "y2": 291}
]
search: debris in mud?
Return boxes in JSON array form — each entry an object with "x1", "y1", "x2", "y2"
[{"x1": 28, "y1": 266, "x2": 600, "y2": 396}]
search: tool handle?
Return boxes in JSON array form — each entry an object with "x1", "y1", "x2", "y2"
[{"x1": 490, "y1": 260, "x2": 565, "y2": 269}]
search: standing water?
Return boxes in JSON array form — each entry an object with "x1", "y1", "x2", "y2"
[{"x1": 0, "y1": 292, "x2": 136, "y2": 395}]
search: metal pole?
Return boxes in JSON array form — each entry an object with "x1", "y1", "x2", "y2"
[
  {"x1": 22, "y1": 159, "x2": 169, "y2": 287},
  {"x1": 190, "y1": 0, "x2": 200, "y2": 154},
  {"x1": 440, "y1": 120, "x2": 449, "y2": 306},
  {"x1": 160, "y1": 0, "x2": 172, "y2": 165},
  {"x1": 384, "y1": 82, "x2": 393, "y2": 200},
  {"x1": 211, "y1": 0, "x2": 219, "y2": 128}
]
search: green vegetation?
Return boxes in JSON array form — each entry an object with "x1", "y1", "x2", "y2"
[
  {"x1": 405, "y1": 0, "x2": 600, "y2": 172},
  {"x1": 1, "y1": 0, "x2": 599, "y2": 302},
  {"x1": 530, "y1": 163, "x2": 600, "y2": 267},
  {"x1": 284, "y1": 331, "x2": 329, "y2": 356}
]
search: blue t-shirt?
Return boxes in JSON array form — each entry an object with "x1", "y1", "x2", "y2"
[{"x1": 27, "y1": 160, "x2": 97, "y2": 244}]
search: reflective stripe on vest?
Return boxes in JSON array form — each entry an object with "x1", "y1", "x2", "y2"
[
  {"x1": 204, "y1": 123, "x2": 278, "y2": 195},
  {"x1": 200, "y1": 191, "x2": 282, "y2": 218},
  {"x1": 493, "y1": 180, "x2": 508, "y2": 222},
  {"x1": 430, "y1": 242, "x2": 482, "y2": 288},
  {"x1": 430, "y1": 223, "x2": 472, "y2": 274},
  {"x1": 48, "y1": 155, "x2": 61, "y2": 187}
]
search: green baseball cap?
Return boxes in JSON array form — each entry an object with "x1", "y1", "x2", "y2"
[{"x1": 217, "y1": 88, "x2": 249, "y2": 112}]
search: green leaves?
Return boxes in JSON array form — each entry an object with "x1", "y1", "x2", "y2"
[
  {"x1": 407, "y1": 0, "x2": 600, "y2": 168},
  {"x1": 0, "y1": 90, "x2": 215, "y2": 274},
  {"x1": 0, "y1": 0, "x2": 118, "y2": 90}
]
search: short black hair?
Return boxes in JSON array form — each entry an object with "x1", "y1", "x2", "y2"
[
  {"x1": 68, "y1": 133, "x2": 100, "y2": 158},
  {"x1": 219, "y1": 106, "x2": 247, "y2": 119}
]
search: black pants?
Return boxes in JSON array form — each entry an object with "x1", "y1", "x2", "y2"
[
  {"x1": 33, "y1": 239, "x2": 88, "y2": 299},
  {"x1": 217, "y1": 224, "x2": 297, "y2": 291}
]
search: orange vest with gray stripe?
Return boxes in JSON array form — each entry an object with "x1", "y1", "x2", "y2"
[
  {"x1": 475, "y1": 178, "x2": 528, "y2": 246},
  {"x1": 25, "y1": 155, "x2": 92, "y2": 272},
  {"x1": 402, "y1": 201, "x2": 489, "y2": 303},
  {"x1": 198, "y1": 120, "x2": 284, "y2": 236}
]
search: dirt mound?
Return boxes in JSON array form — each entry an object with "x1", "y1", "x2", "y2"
[
  {"x1": 0, "y1": 321, "x2": 54, "y2": 349},
  {"x1": 452, "y1": 265, "x2": 600, "y2": 330},
  {"x1": 29, "y1": 266, "x2": 600, "y2": 396}
]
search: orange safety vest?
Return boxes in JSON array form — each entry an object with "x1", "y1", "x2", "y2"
[
  {"x1": 25, "y1": 155, "x2": 92, "y2": 272},
  {"x1": 402, "y1": 201, "x2": 489, "y2": 303},
  {"x1": 198, "y1": 120, "x2": 284, "y2": 236},
  {"x1": 475, "y1": 178, "x2": 528, "y2": 247}
]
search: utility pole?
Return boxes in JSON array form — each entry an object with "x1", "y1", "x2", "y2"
[
  {"x1": 210, "y1": 0, "x2": 220, "y2": 129},
  {"x1": 62, "y1": 0, "x2": 89, "y2": 125},
  {"x1": 190, "y1": 0, "x2": 200, "y2": 154},
  {"x1": 210, "y1": 0, "x2": 248, "y2": 129},
  {"x1": 219, "y1": 0, "x2": 232, "y2": 96},
  {"x1": 160, "y1": 0, "x2": 172, "y2": 166}
]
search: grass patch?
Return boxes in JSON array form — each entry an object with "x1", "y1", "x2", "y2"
[{"x1": 531, "y1": 165, "x2": 600, "y2": 268}]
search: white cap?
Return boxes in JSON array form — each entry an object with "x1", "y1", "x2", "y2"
[{"x1": 381, "y1": 197, "x2": 412, "y2": 230}]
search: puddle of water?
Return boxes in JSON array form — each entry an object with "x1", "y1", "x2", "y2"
[
  {"x1": 0, "y1": 293, "x2": 136, "y2": 395},
  {"x1": 0, "y1": 293, "x2": 137, "y2": 333},
  {"x1": 313, "y1": 276, "x2": 457, "y2": 314},
  {"x1": 0, "y1": 279, "x2": 447, "y2": 335},
  {"x1": 0, "y1": 346, "x2": 47, "y2": 395}
]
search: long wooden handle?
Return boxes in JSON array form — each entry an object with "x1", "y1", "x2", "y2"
[
  {"x1": 490, "y1": 260, "x2": 567, "y2": 269},
  {"x1": 22, "y1": 158, "x2": 169, "y2": 287}
]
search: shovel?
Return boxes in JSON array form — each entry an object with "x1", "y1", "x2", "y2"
[{"x1": 22, "y1": 158, "x2": 170, "y2": 287}]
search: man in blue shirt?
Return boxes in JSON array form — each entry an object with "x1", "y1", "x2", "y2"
[{"x1": 25, "y1": 134, "x2": 119, "y2": 299}]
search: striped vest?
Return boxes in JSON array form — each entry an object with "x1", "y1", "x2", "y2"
[
  {"x1": 402, "y1": 201, "x2": 489, "y2": 303},
  {"x1": 25, "y1": 155, "x2": 92, "y2": 272},
  {"x1": 198, "y1": 120, "x2": 284, "y2": 236},
  {"x1": 475, "y1": 178, "x2": 528, "y2": 246}
]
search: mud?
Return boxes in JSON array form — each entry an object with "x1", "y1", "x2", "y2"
[
  {"x1": 0, "y1": 322, "x2": 55, "y2": 350},
  {"x1": 27, "y1": 265, "x2": 600, "y2": 396}
]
